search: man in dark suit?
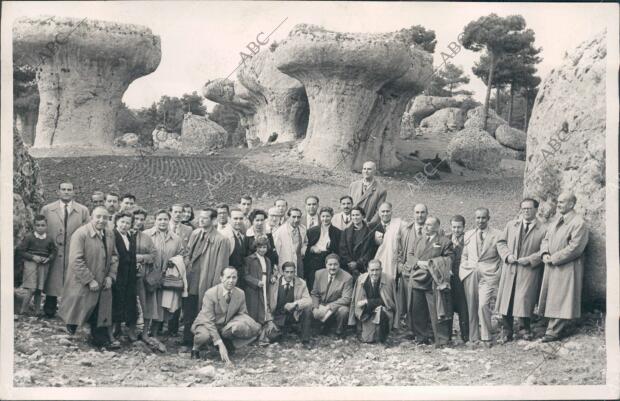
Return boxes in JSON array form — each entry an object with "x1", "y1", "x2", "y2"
[
  {"x1": 446, "y1": 215, "x2": 469, "y2": 343},
  {"x1": 311, "y1": 254, "x2": 353, "y2": 338},
  {"x1": 229, "y1": 208, "x2": 249, "y2": 288},
  {"x1": 405, "y1": 216, "x2": 454, "y2": 346},
  {"x1": 304, "y1": 207, "x2": 341, "y2": 290},
  {"x1": 191, "y1": 267, "x2": 261, "y2": 362},
  {"x1": 348, "y1": 161, "x2": 387, "y2": 224}
]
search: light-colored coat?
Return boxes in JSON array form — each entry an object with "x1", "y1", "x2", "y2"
[
  {"x1": 349, "y1": 179, "x2": 387, "y2": 224},
  {"x1": 40, "y1": 200, "x2": 90, "y2": 297},
  {"x1": 274, "y1": 223, "x2": 308, "y2": 277},
  {"x1": 161, "y1": 255, "x2": 188, "y2": 313},
  {"x1": 331, "y1": 212, "x2": 353, "y2": 231},
  {"x1": 184, "y1": 227, "x2": 231, "y2": 310},
  {"x1": 170, "y1": 221, "x2": 193, "y2": 248},
  {"x1": 217, "y1": 223, "x2": 236, "y2": 256},
  {"x1": 58, "y1": 223, "x2": 118, "y2": 327},
  {"x1": 191, "y1": 284, "x2": 261, "y2": 346},
  {"x1": 537, "y1": 211, "x2": 589, "y2": 319},
  {"x1": 459, "y1": 228, "x2": 503, "y2": 281},
  {"x1": 348, "y1": 272, "x2": 398, "y2": 328},
  {"x1": 495, "y1": 218, "x2": 546, "y2": 317},
  {"x1": 268, "y1": 276, "x2": 313, "y2": 321},
  {"x1": 374, "y1": 218, "x2": 406, "y2": 279}
]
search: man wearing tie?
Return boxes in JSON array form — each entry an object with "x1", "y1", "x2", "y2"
[
  {"x1": 372, "y1": 202, "x2": 406, "y2": 280},
  {"x1": 216, "y1": 204, "x2": 236, "y2": 255},
  {"x1": 40, "y1": 181, "x2": 90, "y2": 318},
  {"x1": 268, "y1": 261, "x2": 313, "y2": 347},
  {"x1": 169, "y1": 203, "x2": 193, "y2": 248},
  {"x1": 446, "y1": 215, "x2": 469, "y2": 343},
  {"x1": 538, "y1": 192, "x2": 589, "y2": 342},
  {"x1": 191, "y1": 267, "x2": 261, "y2": 362},
  {"x1": 348, "y1": 161, "x2": 388, "y2": 224},
  {"x1": 495, "y1": 199, "x2": 547, "y2": 343},
  {"x1": 332, "y1": 196, "x2": 353, "y2": 231},
  {"x1": 311, "y1": 254, "x2": 353, "y2": 338},
  {"x1": 238, "y1": 195, "x2": 253, "y2": 232},
  {"x1": 104, "y1": 192, "x2": 120, "y2": 230},
  {"x1": 460, "y1": 208, "x2": 502, "y2": 347},
  {"x1": 59, "y1": 207, "x2": 118, "y2": 347},
  {"x1": 181, "y1": 209, "x2": 231, "y2": 349},
  {"x1": 274, "y1": 208, "x2": 308, "y2": 278},
  {"x1": 304, "y1": 195, "x2": 320, "y2": 229},
  {"x1": 229, "y1": 208, "x2": 249, "y2": 288}
]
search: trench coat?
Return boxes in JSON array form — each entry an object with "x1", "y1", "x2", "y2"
[
  {"x1": 112, "y1": 229, "x2": 138, "y2": 324},
  {"x1": 244, "y1": 253, "x2": 276, "y2": 324},
  {"x1": 495, "y1": 218, "x2": 546, "y2": 317},
  {"x1": 135, "y1": 230, "x2": 157, "y2": 314},
  {"x1": 274, "y1": 223, "x2": 308, "y2": 277},
  {"x1": 348, "y1": 272, "x2": 398, "y2": 329},
  {"x1": 349, "y1": 179, "x2": 387, "y2": 224},
  {"x1": 58, "y1": 223, "x2": 118, "y2": 327},
  {"x1": 40, "y1": 200, "x2": 90, "y2": 297},
  {"x1": 143, "y1": 228, "x2": 184, "y2": 321},
  {"x1": 537, "y1": 211, "x2": 589, "y2": 319}
]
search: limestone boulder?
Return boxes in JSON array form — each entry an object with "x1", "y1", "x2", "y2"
[
  {"x1": 464, "y1": 106, "x2": 508, "y2": 137},
  {"x1": 408, "y1": 96, "x2": 462, "y2": 126},
  {"x1": 179, "y1": 113, "x2": 229, "y2": 154},
  {"x1": 152, "y1": 128, "x2": 180, "y2": 151},
  {"x1": 447, "y1": 127, "x2": 505, "y2": 172},
  {"x1": 113, "y1": 133, "x2": 140, "y2": 147},
  {"x1": 523, "y1": 30, "x2": 607, "y2": 304},
  {"x1": 274, "y1": 23, "x2": 432, "y2": 171},
  {"x1": 13, "y1": 16, "x2": 161, "y2": 150},
  {"x1": 495, "y1": 124, "x2": 527, "y2": 151},
  {"x1": 203, "y1": 79, "x2": 255, "y2": 146},
  {"x1": 419, "y1": 107, "x2": 465, "y2": 135}
]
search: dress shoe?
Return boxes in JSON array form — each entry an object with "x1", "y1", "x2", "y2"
[
  {"x1": 541, "y1": 334, "x2": 559, "y2": 343},
  {"x1": 66, "y1": 325, "x2": 77, "y2": 335},
  {"x1": 496, "y1": 333, "x2": 513, "y2": 345}
]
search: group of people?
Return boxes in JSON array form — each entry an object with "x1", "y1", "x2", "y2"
[{"x1": 15, "y1": 161, "x2": 590, "y2": 363}]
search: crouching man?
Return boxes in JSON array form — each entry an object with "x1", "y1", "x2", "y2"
[
  {"x1": 267, "y1": 261, "x2": 313, "y2": 347},
  {"x1": 190, "y1": 267, "x2": 261, "y2": 362},
  {"x1": 348, "y1": 259, "x2": 398, "y2": 344},
  {"x1": 311, "y1": 254, "x2": 353, "y2": 338}
]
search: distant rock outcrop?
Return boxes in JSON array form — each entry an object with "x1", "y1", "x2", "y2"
[
  {"x1": 495, "y1": 125, "x2": 527, "y2": 151},
  {"x1": 447, "y1": 127, "x2": 506, "y2": 172},
  {"x1": 464, "y1": 106, "x2": 508, "y2": 137},
  {"x1": 114, "y1": 133, "x2": 140, "y2": 147},
  {"x1": 274, "y1": 24, "x2": 432, "y2": 171},
  {"x1": 179, "y1": 113, "x2": 229, "y2": 154},
  {"x1": 152, "y1": 127, "x2": 180, "y2": 151},
  {"x1": 13, "y1": 16, "x2": 161, "y2": 150},
  {"x1": 523, "y1": 30, "x2": 607, "y2": 304},
  {"x1": 409, "y1": 96, "x2": 462, "y2": 127},
  {"x1": 419, "y1": 107, "x2": 465, "y2": 135}
]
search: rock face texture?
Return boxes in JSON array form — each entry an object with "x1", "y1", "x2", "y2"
[
  {"x1": 113, "y1": 133, "x2": 139, "y2": 147},
  {"x1": 464, "y1": 106, "x2": 508, "y2": 137},
  {"x1": 13, "y1": 128, "x2": 44, "y2": 245},
  {"x1": 495, "y1": 124, "x2": 527, "y2": 151},
  {"x1": 14, "y1": 110, "x2": 38, "y2": 146},
  {"x1": 447, "y1": 127, "x2": 506, "y2": 172},
  {"x1": 419, "y1": 107, "x2": 465, "y2": 135},
  {"x1": 152, "y1": 127, "x2": 180, "y2": 151},
  {"x1": 274, "y1": 24, "x2": 432, "y2": 171},
  {"x1": 179, "y1": 113, "x2": 229, "y2": 154},
  {"x1": 524, "y1": 31, "x2": 607, "y2": 304},
  {"x1": 409, "y1": 96, "x2": 462, "y2": 127},
  {"x1": 13, "y1": 16, "x2": 161, "y2": 150}
]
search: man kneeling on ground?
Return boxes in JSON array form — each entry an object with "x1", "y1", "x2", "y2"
[
  {"x1": 348, "y1": 259, "x2": 398, "y2": 344},
  {"x1": 310, "y1": 254, "x2": 353, "y2": 338},
  {"x1": 267, "y1": 261, "x2": 313, "y2": 347},
  {"x1": 190, "y1": 267, "x2": 261, "y2": 362}
]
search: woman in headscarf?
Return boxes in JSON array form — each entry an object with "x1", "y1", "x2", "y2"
[{"x1": 143, "y1": 209, "x2": 184, "y2": 342}]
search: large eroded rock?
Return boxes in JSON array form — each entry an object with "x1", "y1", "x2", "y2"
[
  {"x1": 274, "y1": 24, "x2": 432, "y2": 171},
  {"x1": 524, "y1": 31, "x2": 607, "y2": 304},
  {"x1": 13, "y1": 16, "x2": 161, "y2": 150},
  {"x1": 447, "y1": 127, "x2": 505, "y2": 172},
  {"x1": 179, "y1": 113, "x2": 229, "y2": 154},
  {"x1": 464, "y1": 106, "x2": 508, "y2": 137},
  {"x1": 408, "y1": 96, "x2": 462, "y2": 126},
  {"x1": 495, "y1": 124, "x2": 526, "y2": 151},
  {"x1": 419, "y1": 107, "x2": 465, "y2": 135}
]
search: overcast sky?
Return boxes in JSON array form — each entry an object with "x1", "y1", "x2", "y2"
[{"x1": 6, "y1": 1, "x2": 615, "y2": 110}]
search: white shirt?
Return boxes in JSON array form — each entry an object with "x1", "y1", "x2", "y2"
[
  {"x1": 34, "y1": 232, "x2": 47, "y2": 240},
  {"x1": 119, "y1": 231, "x2": 130, "y2": 250},
  {"x1": 314, "y1": 225, "x2": 331, "y2": 252},
  {"x1": 306, "y1": 214, "x2": 318, "y2": 228}
]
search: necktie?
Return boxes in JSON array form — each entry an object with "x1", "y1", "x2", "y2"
[
  {"x1": 416, "y1": 226, "x2": 422, "y2": 236},
  {"x1": 63, "y1": 204, "x2": 69, "y2": 243},
  {"x1": 477, "y1": 230, "x2": 484, "y2": 257},
  {"x1": 524, "y1": 222, "x2": 530, "y2": 235},
  {"x1": 285, "y1": 283, "x2": 292, "y2": 298},
  {"x1": 224, "y1": 290, "x2": 231, "y2": 304},
  {"x1": 344, "y1": 215, "x2": 350, "y2": 224},
  {"x1": 292, "y1": 226, "x2": 301, "y2": 247},
  {"x1": 557, "y1": 216, "x2": 564, "y2": 227},
  {"x1": 324, "y1": 275, "x2": 334, "y2": 302},
  {"x1": 235, "y1": 231, "x2": 243, "y2": 248},
  {"x1": 101, "y1": 231, "x2": 108, "y2": 262}
]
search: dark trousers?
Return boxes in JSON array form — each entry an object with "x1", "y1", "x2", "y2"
[
  {"x1": 450, "y1": 275, "x2": 469, "y2": 341},
  {"x1": 182, "y1": 295, "x2": 199, "y2": 346},
  {"x1": 43, "y1": 295, "x2": 58, "y2": 317},
  {"x1": 375, "y1": 308, "x2": 391, "y2": 343},
  {"x1": 168, "y1": 309, "x2": 181, "y2": 335},
  {"x1": 275, "y1": 308, "x2": 312, "y2": 342},
  {"x1": 545, "y1": 318, "x2": 568, "y2": 338},
  {"x1": 86, "y1": 302, "x2": 109, "y2": 347},
  {"x1": 501, "y1": 273, "x2": 531, "y2": 337},
  {"x1": 317, "y1": 306, "x2": 349, "y2": 335},
  {"x1": 409, "y1": 288, "x2": 451, "y2": 345}
]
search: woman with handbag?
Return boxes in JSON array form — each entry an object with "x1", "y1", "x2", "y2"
[
  {"x1": 143, "y1": 209, "x2": 184, "y2": 341},
  {"x1": 131, "y1": 209, "x2": 157, "y2": 343},
  {"x1": 111, "y1": 212, "x2": 139, "y2": 343},
  {"x1": 161, "y1": 255, "x2": 187, "y2": 320}
]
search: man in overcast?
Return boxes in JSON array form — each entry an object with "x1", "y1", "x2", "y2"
[{"x1": 349, "y1": 161, "x2": 387, "y2": 224}]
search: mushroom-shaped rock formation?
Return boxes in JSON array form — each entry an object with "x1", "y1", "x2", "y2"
[
  {"x1": 274, "y1": 24, "x2": 432, "y2": 171},
  {"x1": 524, "y1": 30, "x2": 607, "y2": 305},
  {"x1": 202, "y1": 79, "x2": 257, "y2": 146},
  {"x1": 237, "y1": 49, "x2": 309, "y2": 144},
  {"x1": 13, "y1": 16, "x2": 161, "y2": 149}
]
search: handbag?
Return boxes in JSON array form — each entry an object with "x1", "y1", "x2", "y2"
[
  {"x1": 162, "y1": 264, "x2": 184, "y2": 291},
  {"x1": 144, "y1": 265, "x2": 162, "y2": 292}
]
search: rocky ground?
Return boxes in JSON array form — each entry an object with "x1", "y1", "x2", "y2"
[
  {"x1": 19, "y1": 147, "x2": 606, "y2": 387},
  {"x1": 13, "y1": 311, "x2": 605, "y2": 387}
]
